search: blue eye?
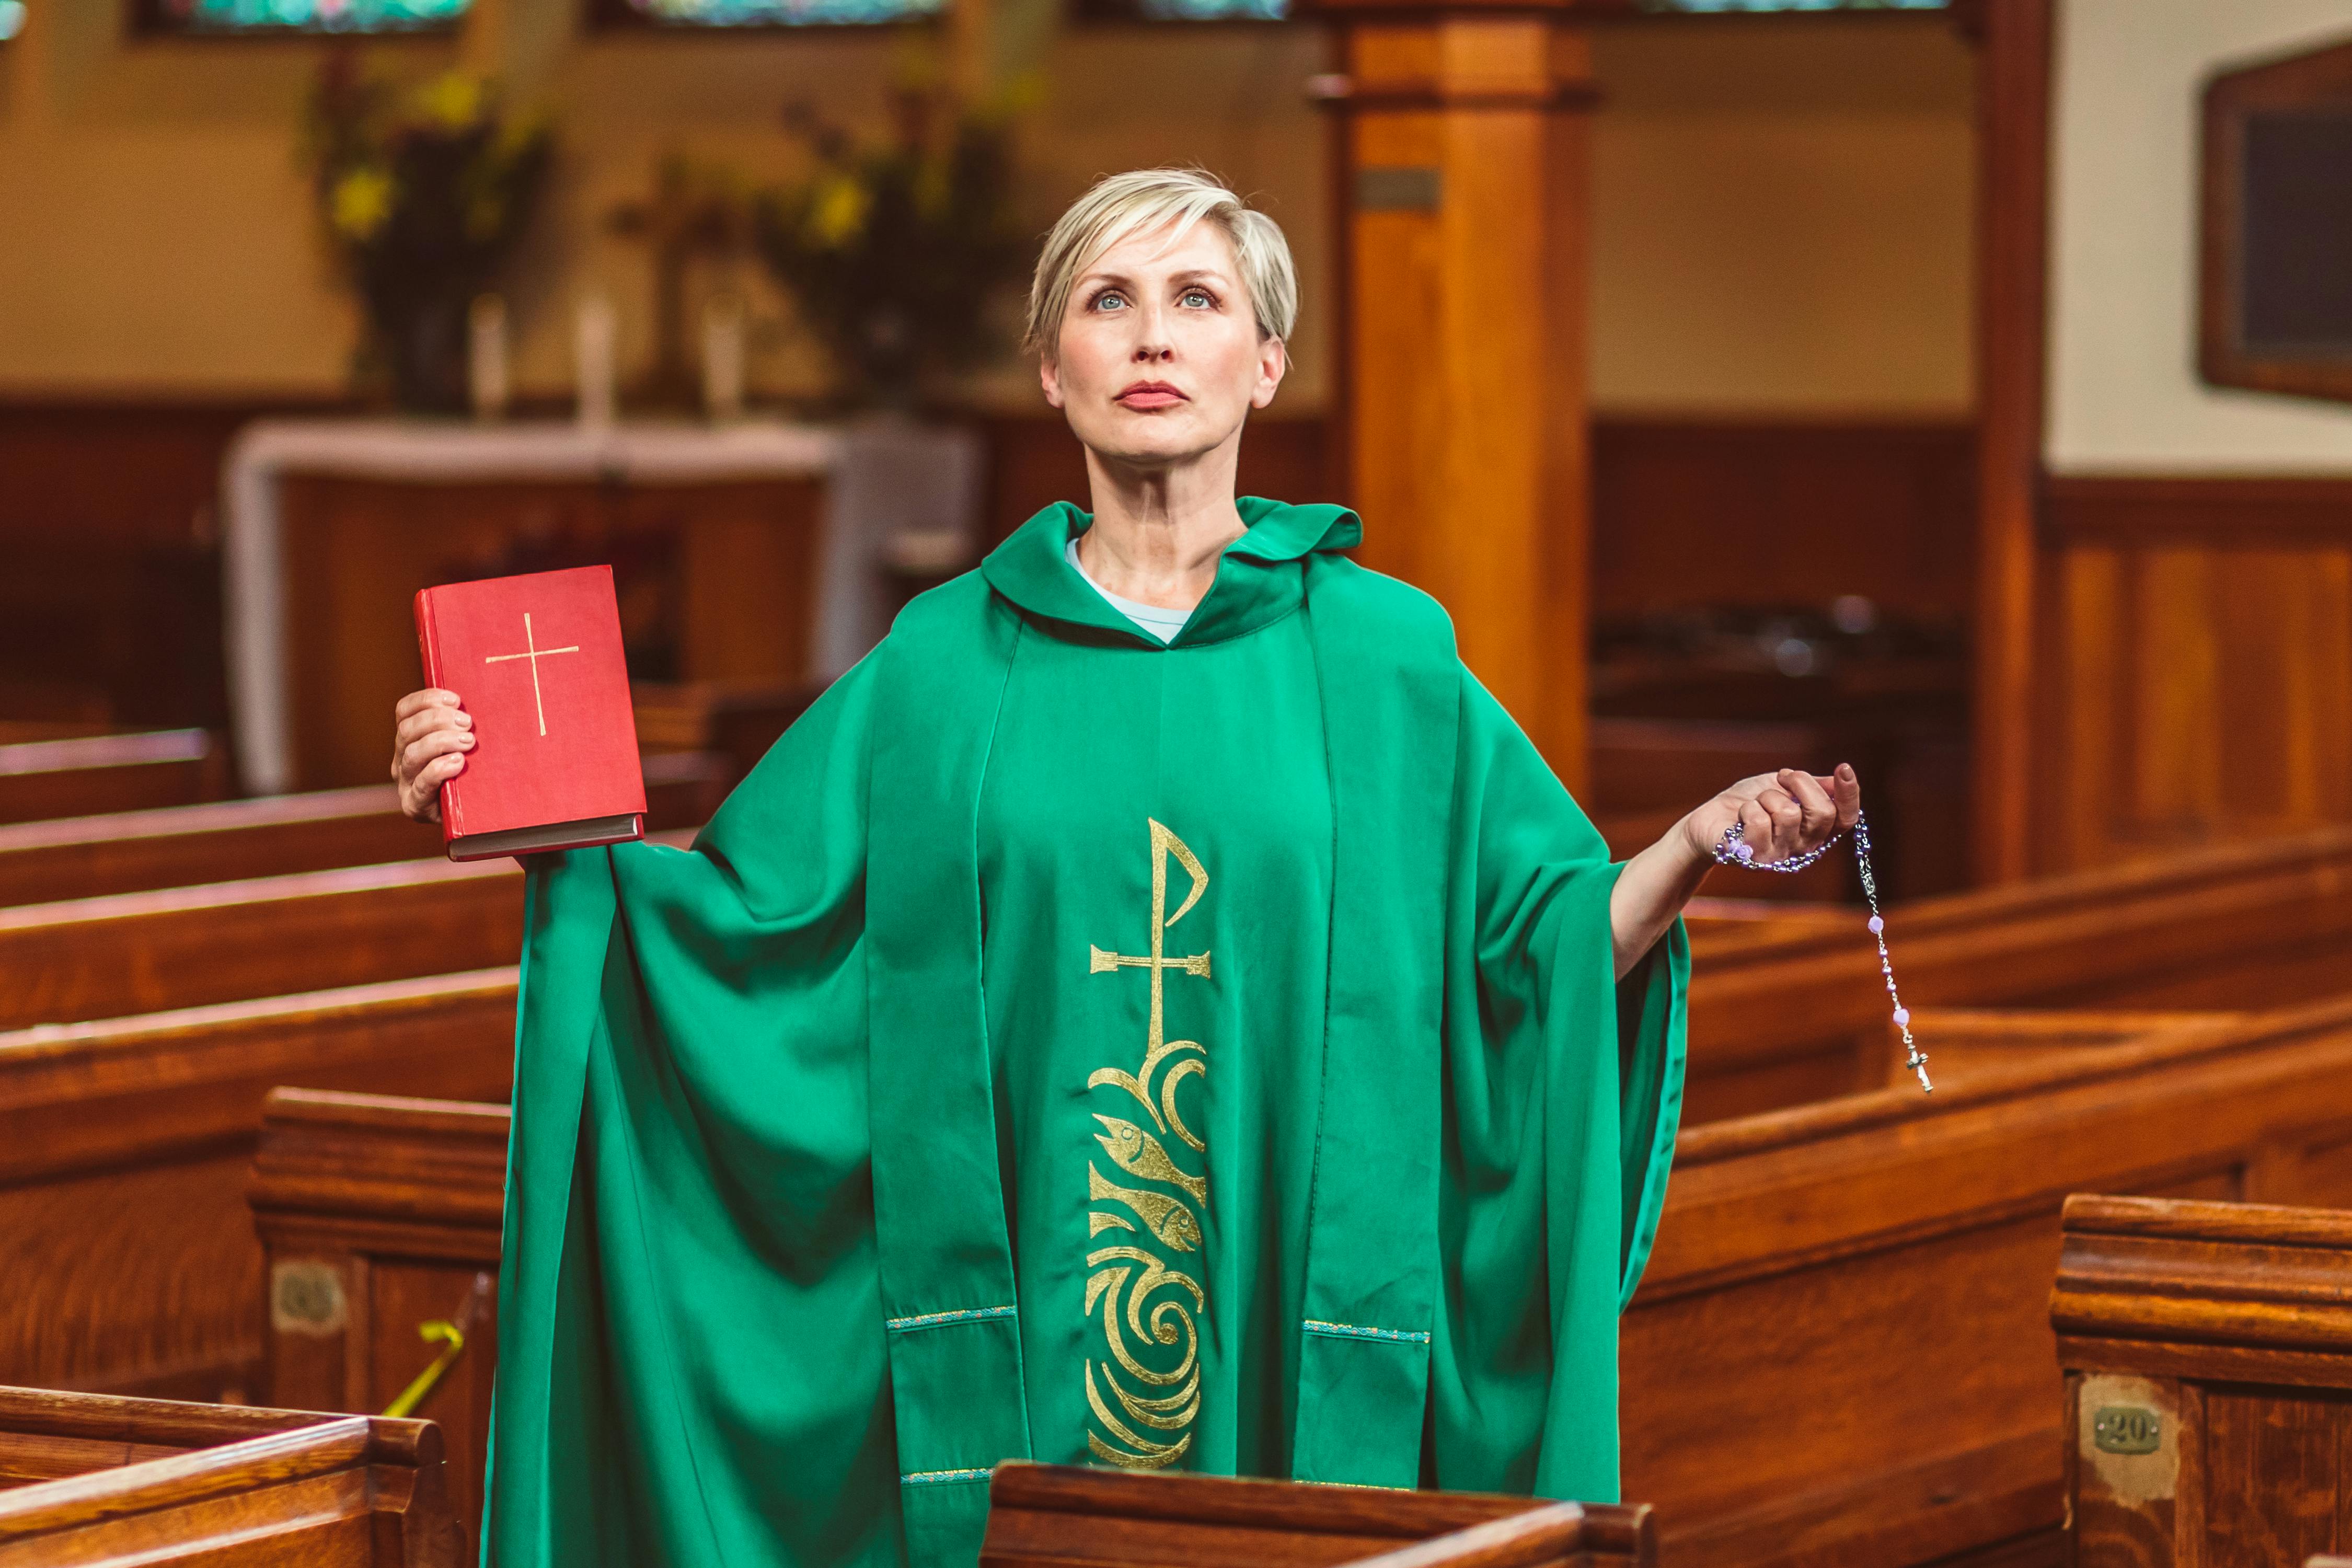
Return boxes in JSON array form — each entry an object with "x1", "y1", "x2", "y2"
[
  {"x1": 1094, "y1": 290, "x2": 1128, "y2": 312},
  {"x1": 1183, "y1": 290, "x2": 1213, "y2": 308}
]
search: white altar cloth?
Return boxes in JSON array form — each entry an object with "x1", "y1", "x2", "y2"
[{"x1": 222, "y1": 416, "x2": 982, "y2": 793}]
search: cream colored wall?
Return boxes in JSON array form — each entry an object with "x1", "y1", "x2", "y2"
[
  {"x1": 0, "y1": 5, "x2": 1971, "y2": 418},
  {"x1": 0, "y1": 0, "x2": 1331, "y2": 406},
  {"x1": 1590, "y1": 15, "x2": 1977, "y2": 418},
  {"x1": 2048, "y1": 0, "x2": 2352, "y2": 474}
]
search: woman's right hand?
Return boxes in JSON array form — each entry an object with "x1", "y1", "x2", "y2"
[{"x1": 392, "y1": 688, "x2": 475, "y2": 823}]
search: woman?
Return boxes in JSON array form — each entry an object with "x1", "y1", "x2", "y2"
[{"x1": 393, "y1": 168, "x2": 1857, "y2": 1568}]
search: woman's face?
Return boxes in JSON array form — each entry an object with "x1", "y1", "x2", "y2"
[{"x1": 1041, "y1": 220, "x2": 1286, "y2": 471}]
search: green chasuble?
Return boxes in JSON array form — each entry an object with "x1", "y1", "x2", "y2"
[{"x1": 485, "y1": 498, "x2": 1689, "y2": 1568}]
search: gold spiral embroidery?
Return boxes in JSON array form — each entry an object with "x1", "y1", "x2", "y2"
[{"x1": 1083, "y1": 818, "x2": 1210, "y2": 1470}]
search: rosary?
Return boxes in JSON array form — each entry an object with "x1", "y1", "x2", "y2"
[{"x1": 1711, "y1": 808, "x2": 1931, "y2": 1094}]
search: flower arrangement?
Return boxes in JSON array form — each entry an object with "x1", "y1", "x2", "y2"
[
  {"x1": 755, "y1": 83, "x2": 1030, "y2": 411},
  {"x1": 306, "y1": 57, "x2": 554, "y2": 412}
]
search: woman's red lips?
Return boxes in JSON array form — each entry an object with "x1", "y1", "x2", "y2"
[{"x1": 1116, "y1": 382, "x2": 1186, "y2": 410}]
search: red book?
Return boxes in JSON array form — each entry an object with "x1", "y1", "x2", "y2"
[{"x1": 412, "y1": 566, "x2": 647, "y2": 861}]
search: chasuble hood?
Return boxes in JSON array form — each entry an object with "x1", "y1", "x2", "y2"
[{"x1": 484, "y1": 498, "x2": 1689, "y2": 1568}]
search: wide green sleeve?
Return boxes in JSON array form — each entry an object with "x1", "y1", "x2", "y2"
[
  {"x1": 486, "y1": 658, "x2": 903, "y2": 1568},
  {"x1": 1424, "y1": 672, "x2": 1689, "y2": 1505}
]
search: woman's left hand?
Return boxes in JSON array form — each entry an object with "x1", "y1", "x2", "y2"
[{"x1": 1678, "y1": 763, "x2": 1862, "y2": 868}]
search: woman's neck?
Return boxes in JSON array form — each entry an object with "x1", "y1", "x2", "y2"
[{"x1": 1074, "y1": 441, "x2": 1249, "y2": 613}]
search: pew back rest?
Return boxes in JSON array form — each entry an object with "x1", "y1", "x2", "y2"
[
  {"x1": 1625, "y1": 996, "x2": 2352, "y2": 1567},
  {"x1": 0, "y1": 731, "x2": 221, "y2": 826},
  {"x1": 0, "y1": 1385, "x2": 461, "y2": 1566},
  {"x1": 978, "y1": 1463, "x2": 1655, "y2": 1568},
  {"x1": 1680, "y1": 824, "x2": 2352, "y2": 1119},
  {"x1": 0, "y1": 755, "x2": 727, "y2": 906}
]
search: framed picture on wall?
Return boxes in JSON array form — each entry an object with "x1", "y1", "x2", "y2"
[{"x1": 2200, "y1": 36, "x2": 2352, "y2": 404}]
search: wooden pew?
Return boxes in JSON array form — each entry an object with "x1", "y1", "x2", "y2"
[
  {"x1": 250, "y1": 1090, "x2": 508, "y2": 1529},
  {"x1": 2053, "y1": 1195, "x2": 2352, "y2": 1567},
  {"x1": 0, "y1": 972, "x2": 515, "y2": 1399},
  {"x1": 0, "y1": 858, "x2": 523, "y2": 1030},
  {"x1": 0, "y1": 1385, "x2": 460, "y2": 1565},
  {"x1": 1626, "y1": 995, "x2": 2352, "y2": 1568},
  {"x1": 1682, "y1": 824, "x2": 2352, "y2": 1120},
  {"x1": 981, "y1": 1463, "x2": 1653, "y2": 1567},
  {"x1": 0, "y1": 729, "x2": 222, "y2": 825},
  {"x1": 245, "y1": 997, "x2": 2352, "y2": 1567},
  {"x1": 240, "y1": 1105, "x2": 1663, "y2": 1568},
  {"x1": 0, "y1": 751, "x2": 727, "y2": 906}
]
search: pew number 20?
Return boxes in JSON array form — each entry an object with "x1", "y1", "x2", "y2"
[{"x1": 2092, "y1": 1406, "x2": 2161, "y2": 1455}]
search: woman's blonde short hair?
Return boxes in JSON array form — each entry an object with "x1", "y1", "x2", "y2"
[{"x1": 1021, "y1": 167, "x2": 1298, "y2": 360}]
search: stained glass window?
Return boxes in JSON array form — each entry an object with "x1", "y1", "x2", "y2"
[
  {"x1": 590, "y1": 0, "x2": 942, "y2": 27},
  {"x1": 1070, "y1": 0, "x2": 1288, "y2": 21},
  {"x1": 1636, "y1": 0, "x2": 1946, "y2": 11},
  {"x1": 137, "y1": 0, "x2": 468, "y2": 32},
  {"x1": 0, "y1": 3, "x2": 23, "y2": 41}
]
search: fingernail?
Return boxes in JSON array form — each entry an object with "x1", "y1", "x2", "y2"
[
  {"x1": 456, "y1": 712, "x2": 472, "y2": 727},
  {"x1": 460, "y1": 735, "x2": 475, "y2": 747}
]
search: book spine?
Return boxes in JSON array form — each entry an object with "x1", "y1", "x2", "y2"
[{"x1": 412, "y1": 588, "x2": 462, "y2": 849}]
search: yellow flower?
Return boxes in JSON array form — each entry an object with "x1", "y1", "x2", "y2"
[
  {"x1": 416, "y1": 73, "x2": 483, "y2": 131},
  {"x1": 809, "y1": 175, "x2": 871, "y2": 249},
  {"x1": 331, "y1": 166, "x2": 396, "y2": 242}
]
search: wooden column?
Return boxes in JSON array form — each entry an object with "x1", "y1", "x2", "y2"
[
  {"x1": 1308, "y1": 2, "x2": 1596, "y2": 788},
  {"x1": 1968, "y1": 0, "x2": 2055, "y2": 883}
]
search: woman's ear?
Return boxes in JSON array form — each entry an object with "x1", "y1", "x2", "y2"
[
  {"x1": 1251, "y1": 337, "x2": 1287, "y2": 410},
  {"x1": 1039, "y1": 350, "x2": 1065, "y2": 410}
]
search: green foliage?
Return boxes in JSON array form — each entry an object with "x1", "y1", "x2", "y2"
[
  {"x1": 305, "y1": 55, "x2": 554, "y2": 411},
  {"x1": 754, "y1": 87, "x2": 1030, "y2": 411}
]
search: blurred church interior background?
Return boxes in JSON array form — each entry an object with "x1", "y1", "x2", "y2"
[{"x1": 9, "y1": 3, "x2": 2352, "y2": 1563}]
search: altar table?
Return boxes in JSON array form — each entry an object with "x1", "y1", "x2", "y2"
[{"x1": 223, "y1": 417, "x2": 981, "y2": 792}]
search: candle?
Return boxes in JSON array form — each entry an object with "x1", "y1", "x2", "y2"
[
  {"x1": 575, "y1": 293, "x2": 617, "y2": 431},
  {"x1": 702, "y1": 294, "x2": 746, "y2": 423},
  {"x1": 468, "y1": 294, "x2": 509, "y2": 422}
]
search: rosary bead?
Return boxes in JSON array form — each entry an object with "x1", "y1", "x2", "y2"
[
  {"x1": 1892, "y1": 1007, "x2": 1910, "y2": 1027},
  {"x1": 1867, "y1": 915, "x2": 1884, "y2": 934}
]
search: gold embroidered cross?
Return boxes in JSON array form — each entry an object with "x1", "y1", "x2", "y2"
[
  {"x1": 1089, "y1": 818, "x2": 1212, "y2": 1054},
  {"x1": 482, "y1": 612, "x2": 581, "y2": 738}
]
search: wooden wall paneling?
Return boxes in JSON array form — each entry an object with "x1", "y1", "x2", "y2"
[
  {"x1": 2128, "y1": 548, "x2": 2224, "y2": 838},
  {"x1": 1970, "y1": 0, "x2": 2055, "y2": 885},
  {"x1": 2043, "y1": 479, "x2": 2352, "y2": 870},
  {"x1": 1588, "y1": 419, "x2": 1977, "y2": 621}
]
